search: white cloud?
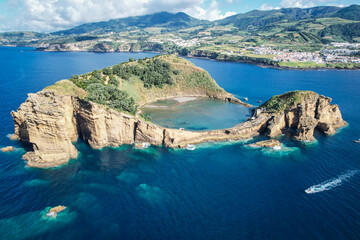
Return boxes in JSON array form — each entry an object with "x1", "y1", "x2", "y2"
[
  {"x1": 279, "y1": 0, "x2": 337, "y2": 8},
  {"x1": 258, "y1": 0, "x2": 341, "y2": 11},
  {"x1": 185, "y1": 0, "x2": 236, "y2": 21},
  {"x1": 260, "y1": 3, "x2": 275, "y2": 10},
  {"x1": 1, "y1": 0, "x2": 237, "y2": 32}
]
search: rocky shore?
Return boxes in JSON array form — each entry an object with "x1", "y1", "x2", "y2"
[
  {"x1": 34, "y1": 45, "x2": 360, "y2": 70},
  {"x1": 11, "y1": 88, "x2": 346, "y2": 168}
]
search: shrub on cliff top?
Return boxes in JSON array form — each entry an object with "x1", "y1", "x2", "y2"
[
  {"x1": 86, "y1": 83, "x2": 137, "y2": 114},
  {"x1": 111, "y1": 57, "x2": 173, "y2": 89},
  {"x1": 260, "y1": 90, "x2": 316, "y2": 113}
]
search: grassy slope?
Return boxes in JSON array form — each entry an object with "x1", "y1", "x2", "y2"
[
  {"x1": 44, "y1": 80, "x2": 87, "y2": 98},
  {"x1": 43, "y1": 55, "x2": 229, "y2": 107},
  {"x1": 260, "y1": 90, "x2": 318, "y2": 113},
  {"x1": 110, "y1": 55, "x2": 228, "y2": 105}
]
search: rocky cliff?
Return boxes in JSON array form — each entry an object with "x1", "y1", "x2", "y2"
[
  {"x1": 11, "y1": 92, "x2": 79, "y2": 167},
  {"x1": 11, "y1": 89, "x2": 268, "y2": 167},
  {"x1": 10, "y1": 57, "x2": 346, "y2": 168},
  {"x1": 260, "y1": 91, "x2": 347, "y2": 141},
  {"x1": 11, "y1": 89, "x2": 346, "y2": 168}
]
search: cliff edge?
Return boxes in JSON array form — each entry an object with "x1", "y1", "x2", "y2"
[{"x1": 11, "y1": 56, "x2": 346, "y2": 168}]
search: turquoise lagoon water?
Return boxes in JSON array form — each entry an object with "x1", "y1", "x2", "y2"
[
  {"x1": 1, "y1": 47, "x2": 360, "y2": 239},
  {"x1": 142, "y1": 98, "x2": 250, "y2": 130}
]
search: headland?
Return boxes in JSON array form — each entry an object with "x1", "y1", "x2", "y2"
[{"x1": 10, "y1": 55, "x2": 346, "y2": 167}]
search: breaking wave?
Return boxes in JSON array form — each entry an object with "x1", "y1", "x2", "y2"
[{"x1": 305, "y1": 170, "x2": 359, "y2": 194}]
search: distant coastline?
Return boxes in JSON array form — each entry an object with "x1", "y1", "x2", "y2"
[{"x1": 32, "y1": 47, "x2": 360, "y2": 71}]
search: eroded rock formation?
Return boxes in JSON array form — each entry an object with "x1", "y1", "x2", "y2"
[
  {"x1": 248, "y1": 139, "x2": 281, "y2": 148},
  {"x1": 1, "y1": 146, "x2": 14, "y2": 152},
  {"x1": 11, "y1": 90, "x2": 346, "y2": 168},
  {"x1": 261, "y1": 92, "x2": 347, "y2": 141},
  {"x1": 11, "y1": 92, "x2": 78, "y2": 167}
]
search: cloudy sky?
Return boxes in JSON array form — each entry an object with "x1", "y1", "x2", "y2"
[{"x1": 0, "y1": 0, "x2": 357, "y2": 32}]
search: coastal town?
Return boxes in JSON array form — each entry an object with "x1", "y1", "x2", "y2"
[
  {"x1": 249, "y1": 42, "x2": 360, "y2": 64},
  {"x1": 147, "y1": 36, "x2": 360, "y2": 65}
]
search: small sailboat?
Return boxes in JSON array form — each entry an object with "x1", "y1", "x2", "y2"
[
  {"x1": 354, "y1": 139, "x2": 360, "y2": 143},
  {"x1": 243, "y1": 97, "x2": 248, "y2": 102}
]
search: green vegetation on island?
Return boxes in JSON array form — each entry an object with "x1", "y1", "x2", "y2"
[
  {"x1": 55, "y1": 55, "x2": 228, "y2": 115},
  {"x1": 260, "y1": 90, "x2": 317, "y2": 113},
  {"x1": 2, "y1": 5, "x2": 360, "y2": 70}
]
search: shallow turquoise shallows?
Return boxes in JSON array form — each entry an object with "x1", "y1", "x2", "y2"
[
  {"x1": 1, "y1": 47, "x2": 360, "y2": 240},
  {"x1": 142, "y1": 98, "x2": 250, "y2": 130}
]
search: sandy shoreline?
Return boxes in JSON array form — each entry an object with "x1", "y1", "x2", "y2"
[
  {"x1": 172, "y1": 97, "x2": 198, "y2": 103},
  {"x1": 144, "y1": 96, "x2": 199, "y2": 109}
]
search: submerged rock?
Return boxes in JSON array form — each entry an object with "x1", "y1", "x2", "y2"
[
  {"x1": 136, "y1": 183, "x2": 165, "y2": 204},
  {"x1": 8, "y1": 134, "x2": 19, "y2": 140},
  {"x1": 1, "y1": 146, "x2": 14, "y2": 152},
  {"x1": 46, "y1": 206, "x2": 67, "y2": 218}
]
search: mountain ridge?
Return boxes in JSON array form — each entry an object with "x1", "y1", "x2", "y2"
[{"x1": 52, "y1": 11, "x2": 207, "y2": 35}]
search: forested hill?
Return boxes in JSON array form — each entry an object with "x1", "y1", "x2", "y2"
[
  {"x1": 50, "y1": 4, "x2": 360, "y2": 35},
  {"x1": 46, "y1": 55, "x2": 228, "y2": 115},
  {"x1": 217, "y1": 6, "x2": 342, "y2": 29},
  {"x1": 52, "y1": 12, "x2": 207, "y2": 36},
  {"x1": 1, "y1": 4, "x2": 360, "y2": 52}
]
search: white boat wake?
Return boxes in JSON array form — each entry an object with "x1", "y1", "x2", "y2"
[{"x1": 305, "y1": 170, "x2": 359, "y2": 194}]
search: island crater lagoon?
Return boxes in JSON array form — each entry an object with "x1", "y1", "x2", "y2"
[
  {"x1": 141, "y1": 97, "x2": 250, "y2": 130},
  {"x1": 1, "y1": 47, "x2": 360, "y2": 239}
]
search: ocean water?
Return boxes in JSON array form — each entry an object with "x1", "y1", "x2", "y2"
[{"x1": 1, "y1": 47, "x2": 360, "y2": 239}]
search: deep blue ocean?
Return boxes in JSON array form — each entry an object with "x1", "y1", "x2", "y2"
[{"x1": 1, "y1": 47, "x2": 360, "y2": 240}]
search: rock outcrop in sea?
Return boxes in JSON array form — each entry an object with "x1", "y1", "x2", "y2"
[
  {"x1": 10, "y1": 56, "x2": 346, "y2": 168},
  {"x1": 1, "y1": 146, "x2": 14, "y2": 152},
  {"x1": 11, "y1": 89, "x2": 346, "y2": 168},
  {"x1": 259, "y1": 91, "x2": 347, "y2": 141},
  {"x1": 46, "y1": 206, "x2": 67, "y2": 218},
  {"x1": 248, "y1": 139, "x2": 281, "y2": 148}
]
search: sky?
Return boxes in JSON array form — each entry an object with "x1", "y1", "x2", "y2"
[{"x1": 0, "y1": 0, "x2": 358, "y2": 32}]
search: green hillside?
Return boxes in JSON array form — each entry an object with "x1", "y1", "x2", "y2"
[
  {"x1": 260, "y1": 90, "x2": 318, "y2": 113},
  {"x1": 46, "y1": 55, "x2": 228, "y2": 115},
  {"x1": 1, "y1": 5, "x2": 360, "y2": 69},
  {"x1": 334, "y1": 4, "x2": 360, "y2": 20},
  {"x1": 53, "y1": 12, "x2": 207, "y2": 35}
]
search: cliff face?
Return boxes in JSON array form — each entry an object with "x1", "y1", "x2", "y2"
[
  {"x1": 11, "y1": 92, "x2": 78, "y2": 168},
  {"x1": 11, "y1": 89, "x2": 346, "y2": 168},
  {"x1": 261, "y1": 92, "x2": 347, "y2": 141},
  {"x1": 11, "y1": 90, "x2": 269, "y2": 168},
  {"x1": 11, "y1": 80, "x2": 346, "y2": 167}
]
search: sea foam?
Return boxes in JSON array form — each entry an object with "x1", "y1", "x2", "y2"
[{"x1": 305, "y1": 170, "x2": 359, "y2": 194}]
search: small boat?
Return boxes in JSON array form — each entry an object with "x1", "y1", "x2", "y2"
[
  {"x1": 305, "y1": 185, "x2": 325, "y2": 194},
  {"x1": 354, "y1": 139, "x2": 360, "y2": 143},
  {"x1": 243, "y1": 97, "x2": 248, "y2": 102},
  {"x1": 257, "y1": 100, "x2": 262, "y2": 103},
  {"x1": 186, "y1": 144, "x2": 196, "y2": 151}
]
